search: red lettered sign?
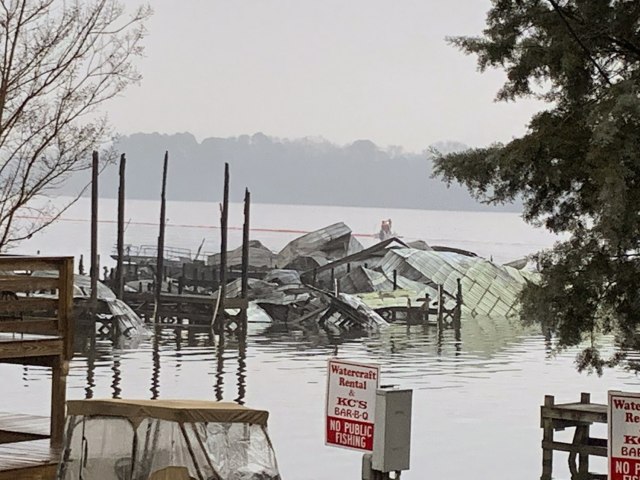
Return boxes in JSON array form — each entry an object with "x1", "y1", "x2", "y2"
[
  {"x1": 609, "y1": 391, "x2": 640, "y2": 480},
  {"x1": 325, "y1": 359, "x2": 379, "y2": 452}
]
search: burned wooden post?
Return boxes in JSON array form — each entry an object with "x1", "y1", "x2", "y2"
[
  {"x1": 216, "y1": 162, "x2": 230, "y2": 331},
  {"x1": 90, "y1": 151, "x2": 99, "y2": 312},
  {"x1": 393, "y1": 270, "x2": 398, "y2": 290},
  {"x1": 576, "y1": 392, "x2": 591, "y2": 475},
  {"x1": 437, "y1": 284, "x2": 444, "y2": 329},
  {"x1": 115, "y1": 153, "x2": 126, "y2": 300},
  {"x1": 423, "y1": 294, "x2": 430, "y2": 324},
  {"x1": 241, "y1": 188, "x2": 250, "y2": 334},
  {"x1": 155, "y1": 151, "x2": 169, "y2": 318},
  {"x1": 453, "y1": 278, "x2": 463, "y2": 330},
  {"x1": 241, "y1": 188, "x2": 251, "y2": 299},
  {"x1": 78, "y1": 254, "x2": 85, "y2": 275},
  {"x1": 541, "y1": 395, "x2": 555, "y2": 480}
]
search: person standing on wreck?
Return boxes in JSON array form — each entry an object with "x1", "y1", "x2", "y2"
[{"x1": 379, "y1": 219, "x2": 393, "y2": 240}]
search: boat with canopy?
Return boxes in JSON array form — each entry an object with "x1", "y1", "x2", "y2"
[{"x1": 57, "y1": 399, "x2": 281, "y2": 480}]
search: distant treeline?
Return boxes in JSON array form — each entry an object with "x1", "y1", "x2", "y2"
[{"x1": 61, "y1": 132, "x2": 519, "y2": 212}]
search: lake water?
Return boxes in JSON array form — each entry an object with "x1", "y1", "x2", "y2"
[{"x1": 4, "y1": 198, "x2": 639, "y2": 479}]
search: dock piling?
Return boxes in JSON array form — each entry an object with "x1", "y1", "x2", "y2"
[
  {"x1": 541, "y1": 395, "x2": 555, "y2": 480},
  {"x1": 116, "y1": 153, "x2": 126, "y2": 300},
  {"x1": 437, "y1": 284, "x2": 444, "y2": 327},
  {"x1": 90, "y1": 151, "x2": 99, "y2": 312},
  {"x1": 216, "y1": 162, "x2": 230, "y2": 332},
  {"x1": 241, "y1": 188, "x2": 251, "y2": 333},
  {"x1": 155, "y1": 151, "x2": 169, "y2": 318}
]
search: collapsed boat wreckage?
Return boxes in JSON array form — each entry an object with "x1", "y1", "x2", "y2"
[{"x1": 117, "y1": 222, "x2": 539, "y2": 333}]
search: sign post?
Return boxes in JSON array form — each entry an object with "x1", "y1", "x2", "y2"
[
  {"x1": 609, "y1": 390, "x2": 640, "y2": 480},
  {"x1": 325, "y1": 359, "x2": 379, "y2": 452}
]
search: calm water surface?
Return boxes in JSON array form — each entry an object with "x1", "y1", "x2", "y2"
[{"x1": 3, "y1": 199, "x2": 638, "y2": 479}]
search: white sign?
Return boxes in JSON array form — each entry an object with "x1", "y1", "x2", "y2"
[
  {"x1": 609, "y1": 390, "x2": 640, "y2": 480},
  {"x1": 325, "y1": 358, "x2": 379, "y2": 452}
]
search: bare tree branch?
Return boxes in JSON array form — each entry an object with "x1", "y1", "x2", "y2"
[{"x1": 0, "y1": 0, "x2": 151, "y2": 250}]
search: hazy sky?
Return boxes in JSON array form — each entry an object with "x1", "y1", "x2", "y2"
[{"x1": 107, "y1": 0, "x2": 545, "y2": 152}]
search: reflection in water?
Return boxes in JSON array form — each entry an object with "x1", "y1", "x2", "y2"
[
  {"x1": 150, "y1": 324, "x2": 161, "y2": 400},
  {"x1": 236, "y1": 325, "x2": 247, "y2": 405},
  {"x1": 111, "y1": 350, "x2": 121, "y2": 399},
  {"x1": 85, "y1": 331, "x2": 96, "y2": 399},
  {"x1": 53, "y1": 312, "x2": 585, "y2": 479},
  {"x1": 214, "y1": 333, "x2": 224, "y2": 402},
  {"x1": 68, "y1": 314, "x2": 528, "y2": 403}
]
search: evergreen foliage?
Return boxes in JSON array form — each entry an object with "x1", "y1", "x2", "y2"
[{"x1": 434, "y1": 0, "x2": 640, "y2": 373}]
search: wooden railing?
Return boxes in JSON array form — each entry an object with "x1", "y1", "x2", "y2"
[
  {"x1": 0, "y1": 256, "x2": 74, "y2": 360},
  {"x1": 0, "y1": 256, "x2": 74, "y2": 446}
]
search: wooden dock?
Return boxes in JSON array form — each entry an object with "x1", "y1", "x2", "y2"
[
  {"x1": 541, "y1": 393, "x2": 607, "y2": 480},
  {"x1": 0, "y1": 256, "x2": 74, "y2": 479},
  {"x1": 124, "y1": 291, "x2": 248, "y2": 326}
]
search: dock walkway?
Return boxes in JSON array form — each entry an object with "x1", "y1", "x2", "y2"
[{"x1": 0, "y1": 257, "x2": 74, "y2": 480}]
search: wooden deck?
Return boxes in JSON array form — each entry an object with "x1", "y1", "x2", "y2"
[
  {"x1": 0, "y1": 413, "x2": 50, "y2": 444},
  {"x1": 0, "y1": 440, "x2": 59, "y2": 480},
  {"x1": 541, "y1": 393, "x2": 607, "y2": 480},
  {"x1": 0, "y1": 333, "x2": 64, "y2": 360},
  {"x1": 125, "y1": 290, "x2": 248, "y2": 325},
  {"x1": 0, "y1": 256, "x2": 74, "y2": 480}
]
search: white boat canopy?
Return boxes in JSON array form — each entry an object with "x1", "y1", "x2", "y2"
[{"x1": 58, "y1": 399, "x2": 280, "y2": 480}]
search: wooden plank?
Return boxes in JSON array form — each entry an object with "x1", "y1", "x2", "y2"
[
  {"x1": 0, "y1": 439, "x2": 59, "y2": 479},
  {"x1": 50, "y1": 357, "x2": 66, "y2": 445},
  {"x1": 541, "y1": 440, "x2": 607, "y2": 457},
  {"x1": 0, "y1": 319, "x2": 58, "y2": 335},
  {"x1": 0, "y1": 257, "x2": 62, "y2": 272},
  {"x1": 0, "y1": 298, "x2": 58, "y2": 314},
  {"x1": 0, "y1": 356, "x2": 57, "y2": 367},
  {"x1": 0, "y1": 337, "x2": 63, "y2": 360},
  {"x1": 57, "y1": 257, "x2": 74, "y2": 360},
  {"x1": 0, "y1": 464, "x2": 57, "y2": 480},
  {"x1": 0, "y1": 277, "x2": 58, "y2": 293},
  {"x1": 0, "y1": 413, "x2": 50, "y2": 438},
  {"x1": 541, "y1": 404, "x2": 607, "y2": 424},
  {"x1": 0, "y1": 431, "x2": 48, "y2": 444}
]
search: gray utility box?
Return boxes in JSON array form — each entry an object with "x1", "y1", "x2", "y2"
[{"x1": 372, "y1": 388, "x2": 413, "y2": 472}]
